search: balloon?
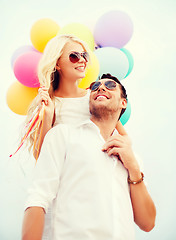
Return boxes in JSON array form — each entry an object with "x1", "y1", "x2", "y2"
[
  {"x1": 94, "y1": 10, "x2": 133, "y2": 49},
  {"x1": 58, "y1": 23, "x2": 95, "y2": 51},
  {"x1": 94, "y1": 47, "x2": 129, "y2": 80},
  {"x1": 11, "y1": 45, "x2": 38, "y2": 68},
  {"x1": 6, "y1": 81, "x2": 38, "y2": 115},
  {"x1": 78, "y1": 51, "x2": 100, "y2": 89},
  {"x1": 120, "y1": 48, "x2": 134, "y2": 78},
  {"x1": 120, "y1": 100, "x2": 131, "y2": 125},
  {"x1": 13, "y1": 51, "x2": 42, "y2": 88},
  {"x1": 30, "y1": 18, "x2": 60, "y2": 52}
]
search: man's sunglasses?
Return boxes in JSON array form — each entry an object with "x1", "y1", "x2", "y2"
[
  {"x1": 89, "y1": 80, "x2": 118, "y2": 92},
  {"x1": 69, "y1": 51, "x2": 89, "y2": 63}
]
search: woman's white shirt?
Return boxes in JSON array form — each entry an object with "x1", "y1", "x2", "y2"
[{"x1": 54, "y1": 90, "x2": 90, "y2": 126}]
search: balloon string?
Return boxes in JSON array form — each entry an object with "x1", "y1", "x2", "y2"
[
  {"x1": 9, "y1": 104, "x2": 44, "y2": 158},
  {"x1": 33, "y1": 103, "x2": 45, "y2": 161}
]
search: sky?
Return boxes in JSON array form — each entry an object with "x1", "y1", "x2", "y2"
[{"x1": 0, "y1": 0, "x2": 176, "y2": 239}]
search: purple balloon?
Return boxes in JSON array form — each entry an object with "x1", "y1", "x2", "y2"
[
  {"x1": 94, "y1": 10, "x2": 133, "y2": 49},
  {"x1": 11, "y1": 45, "x2": 39, "y2": 68}
]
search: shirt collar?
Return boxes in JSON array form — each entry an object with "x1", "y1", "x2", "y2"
[{"x1": 75, "y1": 119, "x2": 119, "y2": 136}]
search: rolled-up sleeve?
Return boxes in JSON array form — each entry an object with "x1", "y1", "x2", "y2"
[{"x1": 24, "y1": 125, "x2": 68, "y2": 213}]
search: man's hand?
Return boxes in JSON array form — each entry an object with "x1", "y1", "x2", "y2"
[
  {"x1": 102, "y1": 134, "x2": 156, "y2": 231},
  {"x1": 102, "y1": 134, "x2": 140, "y2": 179}
]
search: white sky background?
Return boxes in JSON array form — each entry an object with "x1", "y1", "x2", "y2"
[{"x1": 0, "y1": 0, "x2": 176, "y2": 239}]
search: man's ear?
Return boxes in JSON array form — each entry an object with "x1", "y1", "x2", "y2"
[
  {"x1": 56, "y1": 65, "x2": 61, "y2": 71},
  {"x1": 121, "y1": 99, "x2": 127, "y2": 109}
]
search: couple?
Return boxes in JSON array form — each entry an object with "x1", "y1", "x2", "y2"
[{"x1": 22, "y1": 74, "x2": 156, "y2": 239}]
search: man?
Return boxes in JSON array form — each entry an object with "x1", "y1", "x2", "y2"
[{"x1": 22, "y1": 73, "x2": 156, "y2": 240}]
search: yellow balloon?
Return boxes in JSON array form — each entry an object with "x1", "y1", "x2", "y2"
[
  {"x1": 6, "y1": 81, "x2": 38, "y2": 115},
  {"x1": 58, "y1": 23, "x2": 95, "y2": 51},
  {"x1": 78, "y1": 51, "x2": 100, "y2": 89},
  {"x1": 30, "y1": 18, "x2": 60, "y2": 52}
]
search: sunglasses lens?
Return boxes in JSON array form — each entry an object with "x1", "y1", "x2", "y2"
[
  {"x1": 69, "y1": 52, "x2": 89, "y2": 63},
  {"x1": 82, "y1": 52, "x2": 89, "y2": 62},
  {"x1": 90, "y1": 82, "x2": 101, "y2": 91},
  {"x1": 90, "y1": 80, "x2": 117, "y2": 91},
  {"x1": 105, "y1": 81, "x2": 117, "y2": 90},
  {"x1": 69, "y1": 53, "x2": 80, "y2": 63}
]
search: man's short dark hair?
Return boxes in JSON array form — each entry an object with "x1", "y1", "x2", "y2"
[{"x1": 99, "y1": 73, "x2": 127, "y2": 119}]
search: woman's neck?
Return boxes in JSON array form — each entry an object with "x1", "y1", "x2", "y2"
[{"x1": 54, "y1": 78, "x2": 86, "y2": 98}]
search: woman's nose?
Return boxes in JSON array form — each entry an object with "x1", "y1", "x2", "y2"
[{"x1": 79, "y1": 56, "x2": 86, "y2": 63}]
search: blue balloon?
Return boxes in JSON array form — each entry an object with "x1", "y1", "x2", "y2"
[
  {"x1": 120, "y1": 48, "x2": 134, "y2": 78},
  {"x1": 94, "y1": 47, "x2": 129, "y2": 80},
  {"x1": 120, "y1": 100, "x2": 131, "y2": 125}
]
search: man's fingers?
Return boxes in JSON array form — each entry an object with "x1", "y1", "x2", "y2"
[
  {"x1": 107, "y1": 147, "x2": 121, "y2": 156},
  {"x1": 106, "y1": 135, "x2": 123, "y2": 142},
  {"x1": 102, "y1": 139, "x2": 124, "y2": 151}
]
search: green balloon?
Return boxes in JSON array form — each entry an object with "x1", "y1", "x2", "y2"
[
  {"x1": 120, "y1": 100, "x2": 131, "y2": 125},
  {"x1": 120, "y1": 48, "x2": 134, "y2": 78}
]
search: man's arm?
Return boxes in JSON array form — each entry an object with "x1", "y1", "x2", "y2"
[
  {"x1": 124, "y1": 157, "x2": 156, "y2": 232},
  {"x1": 22, "y1": 125, "x2": 69, "y2": 239},
  {"x1": 102, "y1": 135, "x2": 156, "y2": 232},
  {"x1": 22, "y1": 207, "x2": 45, "y2": 240},
  {"x1": 128, "y1": 172, "x2": 156, "y2": 231}
]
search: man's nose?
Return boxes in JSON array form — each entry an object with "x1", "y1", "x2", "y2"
[{"x1": 97, "y1": 83, "x2": 106, "y2": 92}]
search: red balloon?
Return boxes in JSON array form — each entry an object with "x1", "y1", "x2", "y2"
[{"x1": 13, "y1": 51, "x2": 42, "y2": 88}]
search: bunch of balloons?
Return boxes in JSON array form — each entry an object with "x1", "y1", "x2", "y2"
[{"x1": 6, "y1": 10, "x2": 134, "y2": 124}]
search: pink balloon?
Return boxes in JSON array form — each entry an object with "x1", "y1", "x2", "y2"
[
  {"x1": 11, "y1": 45, "x2": 38, "y2": 68},
  {"x1": 94, "y1": 10, "x2": 133, "y2": 49},
  {"x1": 13, "y1": 51, "x2": 42, "y2": 88}
]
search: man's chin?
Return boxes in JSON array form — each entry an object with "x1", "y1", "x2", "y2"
[{"x1": 90, "y1": 105, "x2": 111, "y2": 119}]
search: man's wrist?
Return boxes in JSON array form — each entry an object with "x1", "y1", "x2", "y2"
[
  {"x1": 128, "y1": 168, "x2": 142, "y2": 182},
  {"x1": 128, "y1": 171, "x2": 144, "y2": 185}
]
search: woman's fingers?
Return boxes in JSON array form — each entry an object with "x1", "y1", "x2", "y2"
[{"x1": 38, "y1": 87, "x2": 51, "y2": 105}]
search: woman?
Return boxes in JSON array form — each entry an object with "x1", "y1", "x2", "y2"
[{"x1": 25, "y1": 34, "x2": 127, "y2": 159}]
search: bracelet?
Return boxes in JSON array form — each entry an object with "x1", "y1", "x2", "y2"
[{"x1": 128, "y1": 172, "x2": 144, "y2": 185}]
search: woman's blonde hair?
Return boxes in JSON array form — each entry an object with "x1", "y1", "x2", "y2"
[
  {"x1": 24, "y1": 34, "x2": 90, "y2": 151},
  {"x1": 38, "y1": 34, "x2": 90, "y2": 96}
]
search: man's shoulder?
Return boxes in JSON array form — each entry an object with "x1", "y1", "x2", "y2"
[
  {"x1": 46, "y1": 123, "x2": 71, "y2": 138},
  {"x1": 45, "y1": 119, "x2": 93, "y2": 141}
]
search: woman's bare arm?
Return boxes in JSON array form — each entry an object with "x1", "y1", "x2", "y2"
[
  {"x1": 22, "y1": 207, "x2": 45, "y2": 240},
  {"x1": 116, "y1": 121, "x2": 127, "y2": 135},
  {"x1": 33, "y1": 87, "x2": 55, "y2": 159}
]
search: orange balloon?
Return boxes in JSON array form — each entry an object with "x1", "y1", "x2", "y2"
[
  {"x1": 6, "y1": 81, "x2": 38, "y2": 115},
  {"x1": 30, "y1": 18, "x2": 60, "y2": 52}
]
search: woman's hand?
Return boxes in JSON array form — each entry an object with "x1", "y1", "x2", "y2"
[{"x1": 37, "y1": 87, "x2": 55, "y2": 125}]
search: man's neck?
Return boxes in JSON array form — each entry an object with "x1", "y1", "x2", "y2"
[{"x1": 90, "y1": 115, "x2": 118, "y2": 141}]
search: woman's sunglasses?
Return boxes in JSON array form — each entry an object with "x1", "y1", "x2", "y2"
[
  {"x1": 89, "y1": 80, "x2": 118, "y2": 92},
  {"x1": 69, "y1": 51, "x2": 89, "y2": 63}
]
